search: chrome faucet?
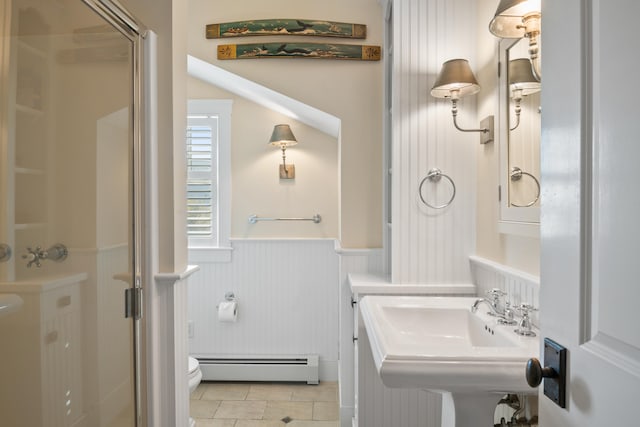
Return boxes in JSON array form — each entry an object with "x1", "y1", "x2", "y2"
[
  {"x1": 22, "y1": 243, "x2": 68, "y2": 268},
  {"x1": 497, "y1": 301, "x2": 518, "y2": 325},
  {"x1": 471, "y1": 298, "x2": 498, "y2": 315},
  {"x1": 471, "y1": 288, "x2": 507, "y2": 317}
]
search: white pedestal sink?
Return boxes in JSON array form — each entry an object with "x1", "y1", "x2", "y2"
[{"x1": 359, "y1": 296, "x2": 539, "y2": 427}]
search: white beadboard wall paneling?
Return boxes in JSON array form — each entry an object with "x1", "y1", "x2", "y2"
[
  {"x1": 391, "y1": 0, "x2": 478, "y2": 284},
  {"x1": 336, "y1": 246, "x2": 385, "y2": 424},
  {"x1": 188, "y1": 239, "x2": 340, "y2": 380},
  {"x1": 153, "y1": 266, "x2": 199, "y2": 427},
  {"x1": 469, "y1": 255, "x2": 540, "y2": 325}
]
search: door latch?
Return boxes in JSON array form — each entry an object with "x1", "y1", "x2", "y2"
[{"x1": 526, "y1": 337, "x2": 567, "y2": 408}]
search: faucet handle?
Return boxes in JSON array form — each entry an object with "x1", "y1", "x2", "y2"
[
  {"x1": 516, "y1": 303, "x2": 537, "y2": 315},
  {"x1": 0, "y1": 243, "x2": 11, "y2": 262},
  {"x1": 514, "y1": 303, "x2": 538, "y2": 337},
  {"x1": 22, "y1": 246, "x2": 42, "y2": 268},
  {"x1": 486, "y1": 288, "x2": 506, "y2": 299},
  {"x1": 497, "y1": 301, "x2": 518, "y2": 325},
  {"x1": 486, "y1": 289, "x2": 507, "y2": 312}
]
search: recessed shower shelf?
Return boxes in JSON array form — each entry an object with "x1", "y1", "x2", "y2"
[
  {"x1": 14, "y1": 223, "x2": 46, "y2": 231},
  {"x1": 15, "y1": 103, "x2": 44, "y2": 116},
  {"x1": 15, "y1": 167, "x2": 44, "y2": 175},
  {"x1": 17, "y1": 40, "x2": 47, "y2": 58}
]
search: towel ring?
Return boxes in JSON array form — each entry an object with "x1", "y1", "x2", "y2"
[
  {"x1": 418, "y1": 168, "x2": 456, "y2": 209},
  {"x1": 510, "y1": 166, "x2": 540, "y2": 207}
]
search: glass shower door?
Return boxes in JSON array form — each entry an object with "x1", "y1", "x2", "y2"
[{"x1": 0, "y1": 1, "x2": 141, "y2": 426}]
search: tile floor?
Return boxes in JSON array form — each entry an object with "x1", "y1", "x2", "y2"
[{"x1": 190, "y1": 381, "x2": 340, "y2": 427}]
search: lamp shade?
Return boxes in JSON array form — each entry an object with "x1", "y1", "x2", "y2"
[
  {"x1": 430, "y1": 59, "x2": 481, "y2": 99},
  {"x1": 509, "y1": 58, "x2": 541, "y2": 96},
  {"x1": 489, "y1": 0, "x2": 541, "y2": 38},
  {"x1": 269, "y1": 124, "x2": 298, "y2": 147}
]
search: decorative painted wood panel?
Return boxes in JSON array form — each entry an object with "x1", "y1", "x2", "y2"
[{"x1": 391, "y1": 0, "x2": 479, "y2": 283}]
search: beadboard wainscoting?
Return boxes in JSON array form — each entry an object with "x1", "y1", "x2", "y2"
[
  {"x1": 154, "y1": 266, "x2": 199, "y2": 427},
  {"x1": 469, "y1": 255, "x2": 540, "y2": 325},
  {"x1": 188, "y1": 239, "x2": 340, "y2": 380},
  {"x1": 337, "y1": 246, "x2": 385, "y2": 426},
  {"x1": 390, "y1": 0, "x2": 478, "y2": 285}
]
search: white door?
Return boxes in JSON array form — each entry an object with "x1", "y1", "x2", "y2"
[{"x1": 540, "y1": 0, "x2": 640, "y2": 425}]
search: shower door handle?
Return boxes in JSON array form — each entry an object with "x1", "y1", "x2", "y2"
[{"x1": 0, "y1": 244, "x2": 11, "y2": 262}]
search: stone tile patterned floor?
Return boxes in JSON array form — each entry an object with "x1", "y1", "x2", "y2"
[{"x1": 190, "y1": 381, "x2": 340, "y2": 427}]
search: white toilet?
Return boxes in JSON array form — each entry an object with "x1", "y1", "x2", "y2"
[{"x1": 188, "y1": 357, "x2": 203, "y2": 427}]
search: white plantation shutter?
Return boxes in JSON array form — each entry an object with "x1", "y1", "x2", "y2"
[
  {"x1": 187, "y1": 122, "x2": 216, "y2": 241},
  {"x1": 187, "y1": 99, "x2": 232, "y2": 250}
]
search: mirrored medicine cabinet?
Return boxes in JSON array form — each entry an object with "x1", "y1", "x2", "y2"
[{"x1": 498, "y1": 37, "x2": 541, "y2": 236}]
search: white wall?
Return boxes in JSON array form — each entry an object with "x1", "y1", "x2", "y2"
[
  {"x1": 390, "y1": 0, "x2": 478, "y2": 283},
  {"x1": 384, "y1": 0, "x2": 540, "y2": 298},
  {"x1": 475, "y1": 0, "x2": 540, "y2": 276},
  {"x1": 97, "y1": 109, "x2": 129, "y2": 248},
  {"x1": 112, "y1": 2, "x2": 190, "y2": 425},
  {"x1": 187, "y1": 79, "x2": 340, "y2": 239},
  {"x1": 187, "y1": 0, "x2": 383, "y2": 248},
  {"x1": 123, "y1": 0, "x2": 188, "y2": 273}
]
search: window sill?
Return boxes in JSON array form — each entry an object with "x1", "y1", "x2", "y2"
[{"x1": 187, "y1": 246, "x2": 233, "y2": 263}]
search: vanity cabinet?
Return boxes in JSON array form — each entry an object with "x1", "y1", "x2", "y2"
[{"x1": 0, "y1": 274, "x2": 85, "y2": 427}]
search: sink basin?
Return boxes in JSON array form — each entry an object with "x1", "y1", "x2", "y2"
[{"x1": 360, "y1": 295, "x2": 539, "y2": 393}]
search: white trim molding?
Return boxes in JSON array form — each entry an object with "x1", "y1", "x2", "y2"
[
  {"x1": 154, "y1": 265, "x2": 200, "y2": 286},
  {"x1": 187, "y1": 55, "x2": 341, "y2": 139}
]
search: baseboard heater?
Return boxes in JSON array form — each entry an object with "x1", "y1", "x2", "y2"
[{"x1": 198, "y1": 354, "x2": 319, "y2": 385}]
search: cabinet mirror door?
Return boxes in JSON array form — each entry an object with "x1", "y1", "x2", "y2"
[{"x1": 498, "y1": 38, "x2": 541, "y2": 236}]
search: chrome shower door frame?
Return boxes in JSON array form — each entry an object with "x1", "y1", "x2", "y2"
[{"x1": 81, "y1": 1, "x2": 147, "y2": 426}]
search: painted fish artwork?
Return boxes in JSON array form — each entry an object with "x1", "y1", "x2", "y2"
[
  {"x1": 218, "y1": 43, "x2": 381, "y2": 61},
  {"x1": 206, "y1": 19, "x2": 366, "y2": 39}
]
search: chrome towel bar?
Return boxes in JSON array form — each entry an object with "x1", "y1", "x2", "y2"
[{"x1": 248, "y1": 214, "x2": 322, "y2": 224}]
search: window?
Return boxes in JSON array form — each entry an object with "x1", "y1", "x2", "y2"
[{"x1": 187, "y1": 100, "x2": 232, "y2": 250}]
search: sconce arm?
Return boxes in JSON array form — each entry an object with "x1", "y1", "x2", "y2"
[
  {"x1": 451, "y1": 99, "x2": 491, "y2": 134},
  {"x1": 510, "y1": 114, "x2": 521, "y2": 132},
  {"x1": 281, "y1": 146, "x2": 288, "y2": 169},
  {"x1": 510, "y1": 97, "x2": 522, "y2": 131}
]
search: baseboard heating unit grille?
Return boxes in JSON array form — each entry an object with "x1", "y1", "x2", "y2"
[{"x1": 198, "y1": 355, "x2": 319, "y2": 384}]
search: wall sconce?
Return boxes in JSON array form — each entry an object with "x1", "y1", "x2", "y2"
[
  {"x1": 430, "y1": 58, "x2": 494, "y2": 144},
  {"x1": 509, "y1": 58, "x2": 540, "y2": 131},
  {"x1": 489, "y1": 0, "x2": 542, "y2": 79},
  {"x1": 269, "y1": 124, "x2": 298, "y2": 179}
]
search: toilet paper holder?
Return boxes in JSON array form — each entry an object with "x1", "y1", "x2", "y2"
[{"x1": 216, "y1": 292, "x2": 237, "y2": 310}]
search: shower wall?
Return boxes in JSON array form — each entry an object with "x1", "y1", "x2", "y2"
[{"x1": 0, "y1": 1, "x2": 137, "y2": 426}]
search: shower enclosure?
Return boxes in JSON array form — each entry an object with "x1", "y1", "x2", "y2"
[{"x1": 0, "y1": 0, "x2": 145, "y2": 425}]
